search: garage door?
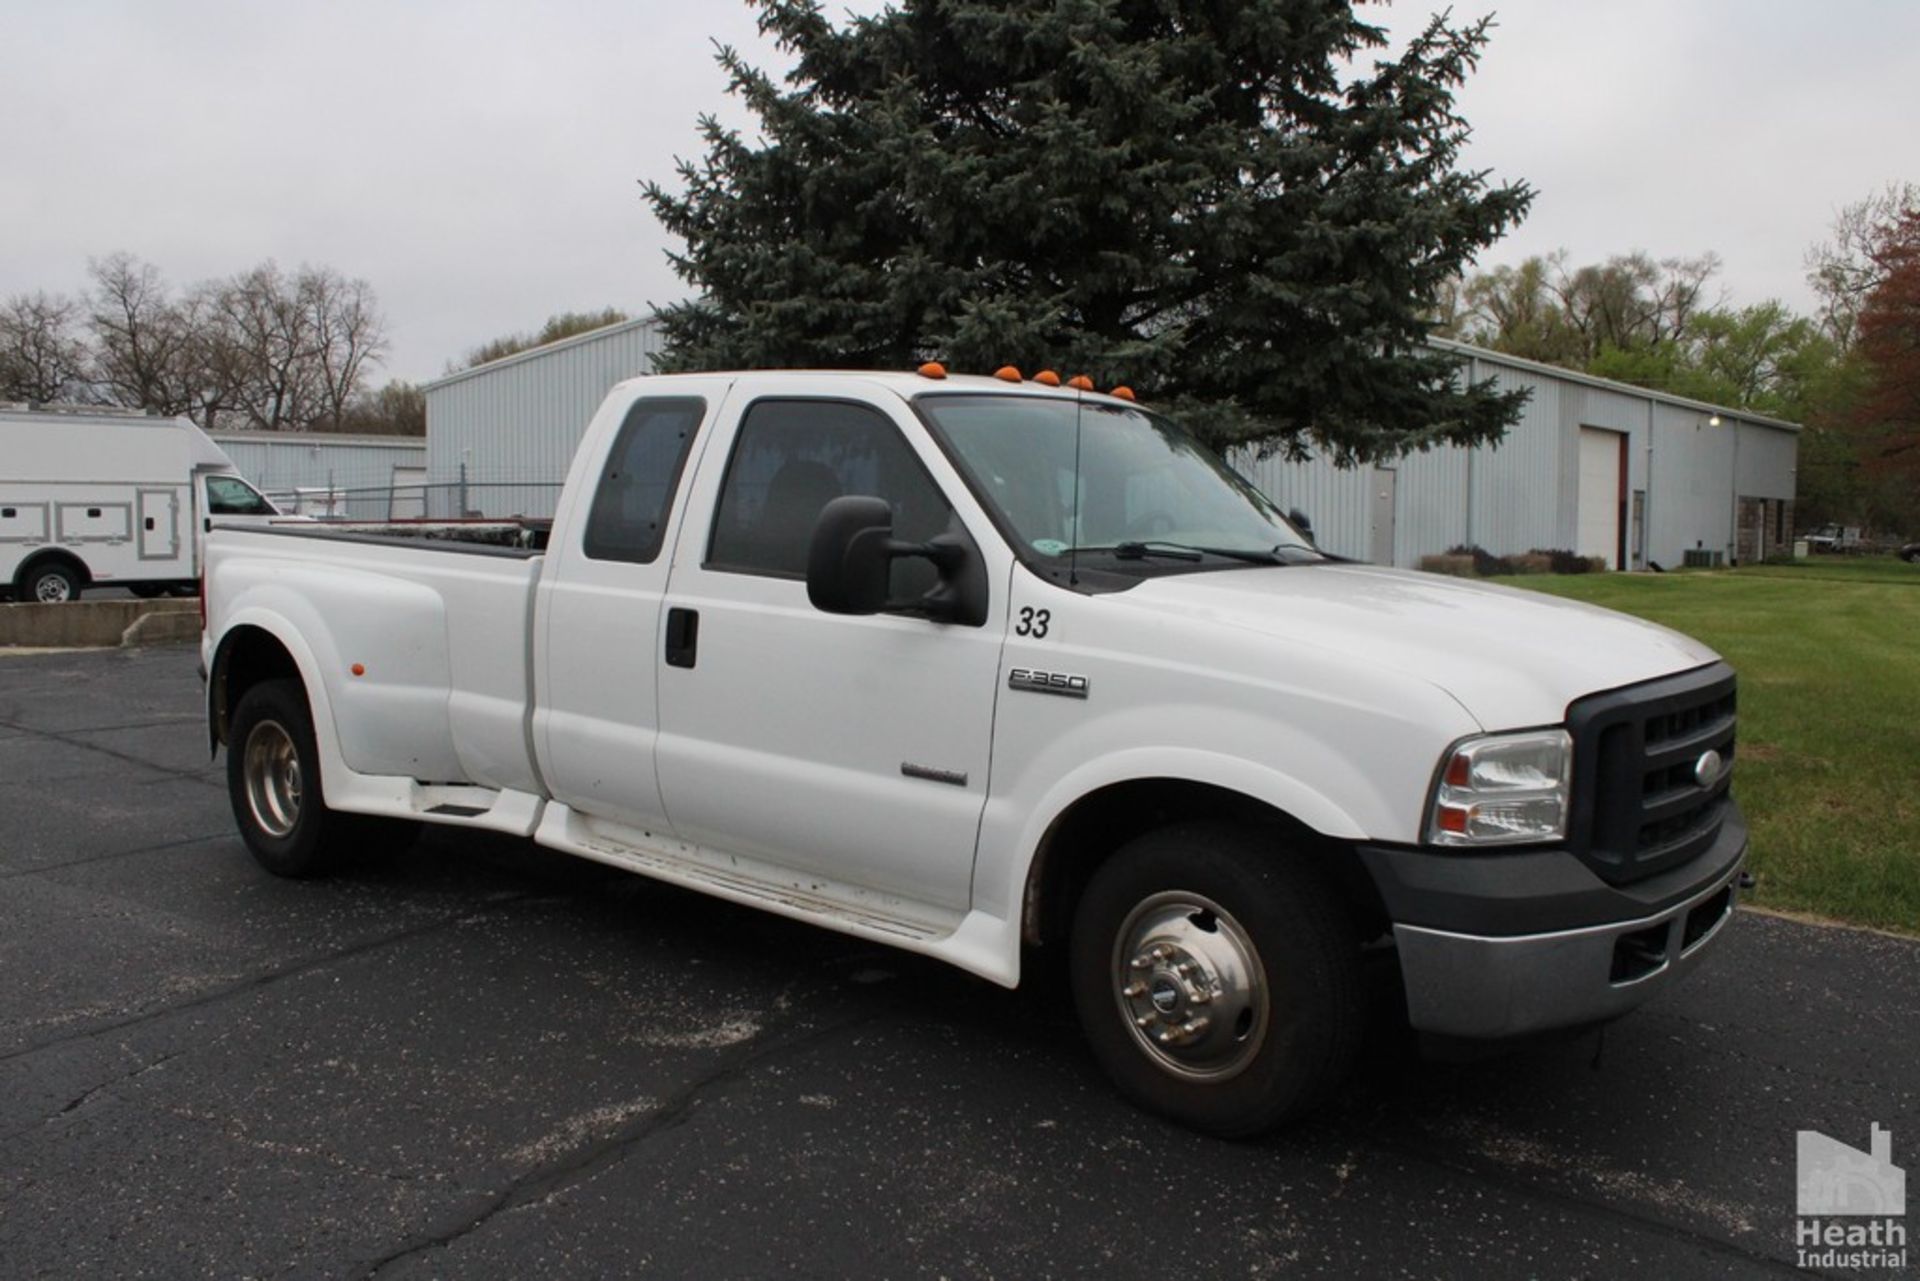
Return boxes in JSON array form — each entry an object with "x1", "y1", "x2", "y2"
[{"x1": 1576, "y1": 428, "x2": 1624, "y2": 570}]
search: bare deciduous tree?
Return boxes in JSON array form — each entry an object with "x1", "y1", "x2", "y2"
[
  {"x1": 1806, "y1": 181, "x2": 1920, "y2": 352},
  {"x1": 0, "y1": 292, "x2": 91, "y2": 404},
  {"x1": 87, "y1": 253, "x2": 194, "y2": 415}
]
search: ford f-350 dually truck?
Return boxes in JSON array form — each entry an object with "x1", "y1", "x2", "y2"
[{"x1": 201, "y1": 368, "x2": 1745, "y2": 1135}]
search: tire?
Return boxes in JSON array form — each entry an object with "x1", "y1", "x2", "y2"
[
  {"x1": 1069, "y1": 823, "x2": 1363, "y2": 1137},
  {"x1": 21, "y1": 560, "x2": 83, "y2": 603},
  {"x1": 226, "y1": 678, "x2": 418, "y2": 877},
  {"x1": 128, "y1": 584, "x2": 167, "y2": 599}
]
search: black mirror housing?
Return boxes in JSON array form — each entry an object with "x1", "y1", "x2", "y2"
[
  {"x1": 807, "y1": 496, "x2": 896, "y2": 615},
  {"x1": 807, "y1": 495, "x2": 989, "y2": 626}
]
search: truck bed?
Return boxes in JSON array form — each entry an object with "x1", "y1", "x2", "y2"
[{"x1": 203, "y1": 523, "x2": 545, "y2": 798}]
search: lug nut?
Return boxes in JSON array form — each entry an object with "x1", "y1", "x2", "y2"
[{"x1": 1123, "y1": 982, "x2": 1146, "y2": 998}]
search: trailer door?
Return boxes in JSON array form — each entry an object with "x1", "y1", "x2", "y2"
[{"x1": 137, "y1": 488, "x2": 180, "y2": 562}]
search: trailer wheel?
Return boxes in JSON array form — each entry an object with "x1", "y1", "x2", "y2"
[
  {"x1": 227, "y1": 678, "x2": 417, "y2": 877},
  {"x1": 21, "y1": 560, "x2": 83, "y2": 603},
  {"x1": 1069, "y1": 823, "x2": 1363, "y2": 1137}
]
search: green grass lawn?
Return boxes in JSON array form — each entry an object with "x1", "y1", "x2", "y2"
[{"x1": 1514, "y1": 557, "x2": 1920, "y2": 935}]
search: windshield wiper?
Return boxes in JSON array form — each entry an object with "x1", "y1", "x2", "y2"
[{"x1": 1063, "y1": 540, "x2": 1282, "y2": 564}]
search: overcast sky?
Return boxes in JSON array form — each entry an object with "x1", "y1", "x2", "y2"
[{"x1": 2, "y1": 1, "x2": 1916, "y2": 385}]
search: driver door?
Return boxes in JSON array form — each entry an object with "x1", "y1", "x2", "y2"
[{"x1": 653, "y1": 383, "x2": 1009, "y2": 912}]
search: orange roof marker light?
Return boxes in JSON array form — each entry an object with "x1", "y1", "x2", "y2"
[
  {"x1": 993, "y1": 365, "x2": 1023, "y2": 383},
  {"x1": 1034, "y1": 369, "x2": 1061, "y2": 386},
  {"x1": 1067, "y1": 375, "x2": 1094, "y2": 391},
  {"x1": 1109, "y1": 386, "x2": 1137, "y2": 402},
  {"x1": 916, "y1": 361, "x2": 948, "y2": 380}
]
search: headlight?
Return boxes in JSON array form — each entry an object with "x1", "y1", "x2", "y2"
[{"x1": 1427, "y1": 729, "x2": 1572, "y2": 847}]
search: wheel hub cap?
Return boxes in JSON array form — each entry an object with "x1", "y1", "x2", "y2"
[
  {"x1": 1113, "y1": 892, "x2": 1268, "y2": 1082},
  {"x1": 243, "y1": 718, "x2": 301, "y2": 838}
]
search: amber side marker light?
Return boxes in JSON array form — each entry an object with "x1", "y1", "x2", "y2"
[
  {"x1": 1110, "y1": 386, "x2": 1136, "y2": 401},
  {"x1": 993, "y1": 366, "x2": 1023, "y2": 383},
  {"x1": 916, "y1": 361, "x2": 947, "y2": 380},
  {"x1": 1067, "y1": 375, "x2": 1094, "y2": 391},
  {"x1": 1034, "y1": 370, "x2": 1061, "y2": 386}
]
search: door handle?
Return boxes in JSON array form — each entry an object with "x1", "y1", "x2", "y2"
[{"x1": 665, "y1": 607, "x2": 699, "y2": 669}]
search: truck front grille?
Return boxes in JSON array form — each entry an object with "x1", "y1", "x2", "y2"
[{"x1": 1564, "y1": 663, "x2": 1737, "y2": 885}]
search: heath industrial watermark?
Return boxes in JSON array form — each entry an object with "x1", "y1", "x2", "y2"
[{"x1": 1796, "y1": 1123, "x2": 1907, "y2": 1271}]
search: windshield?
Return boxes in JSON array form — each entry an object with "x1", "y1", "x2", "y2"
[{"x1": 917, "y1": 394, "x2": 1316, "y2": 564}]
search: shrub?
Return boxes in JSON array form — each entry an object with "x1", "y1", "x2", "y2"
[
  {"x1": 1529, "y1": 548, "x2": 1600, "y2": 575},
  {"x1": 1424, "y1": 545, "x2": 1608, "y2": 576}
]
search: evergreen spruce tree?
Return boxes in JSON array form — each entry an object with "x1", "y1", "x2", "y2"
[{"x1": 643, "y1": 0, "x2": 1534, "y2": 460}]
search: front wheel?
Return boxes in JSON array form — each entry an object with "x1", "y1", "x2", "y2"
[
  {"x1": 23, "y1": 561, "x2": 82, "y2": 603},
  {"x1": 226, "y1": 679, "x2": 417, "y2": 877},
  {"x1": 1069, "y1": 823, "x2": 1363, "y2": 1137}
]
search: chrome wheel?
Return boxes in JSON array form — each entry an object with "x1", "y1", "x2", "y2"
[
  {"x1": 1112, "y1": 891, "x2": 1269, "y2": 1082},
  {"x1": 243, "y1": 718, "x2": 302, "y2": 838},
  {"x1": 33, "y1": 573, "x2": 73, "y2": 603}
]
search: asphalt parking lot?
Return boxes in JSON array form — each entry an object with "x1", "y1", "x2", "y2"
[{"x1": 2, "y1": 644, "x2": 1915, "y2": 1278}]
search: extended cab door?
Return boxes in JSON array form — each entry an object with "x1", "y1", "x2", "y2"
[
  {"x1": 654, "y1": 382, "x2": 1010, "y2": 912},
  {"x1": 534, "y1": 393, "x2": 714, "y2": 834}
]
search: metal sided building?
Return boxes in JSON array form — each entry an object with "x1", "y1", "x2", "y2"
[
  {"x1": 426, "y1": 319, "x2": 1799, "y2": 569},
  {"x1": 210, "y1": 432, "x2": 427, "y2": 520},
  {"x1": 422, "y1": 319, "x2": 666, "y2": 519},
  {"x1": 1241, "y1": 340, "x2": 1801, "y2": 570}
]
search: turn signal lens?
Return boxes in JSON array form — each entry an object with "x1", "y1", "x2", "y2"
[
  {"x1": 1427, "y1": 729, "x2": 1572, "y2": 847},
  {"x1": 994, "y1": 366, "x2": 1023, "y2": 383},
  {"x1": 917, "y1": 361, "x2": 948, "y2": 379}
]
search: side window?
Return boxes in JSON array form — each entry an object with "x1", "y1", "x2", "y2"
[
  {"x1": 205, "y1": 475, "x2": 275, "y2": 516},
  {"x1": 708, "y1": 399, "x2": 954, "y2": 596},
  {"x1": 583, "y1": 397, "x2": 705, "y2": 564}
]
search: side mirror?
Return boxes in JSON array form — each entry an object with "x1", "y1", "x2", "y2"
[
  {"x1": 1288, "y1": 506, "x2": 1316, "y2": 545},
  {"x1": 807, "y1": 496, "x2": 898, "y2": 615},
  {"x1": 806, "y1": 496, "x2": 987, "y2": 626}
]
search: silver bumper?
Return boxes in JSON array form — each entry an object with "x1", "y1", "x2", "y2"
[{"x1": 1393, "y1": 855, "x2": 1744, "y2": 1040}]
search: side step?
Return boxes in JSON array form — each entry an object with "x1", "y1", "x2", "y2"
[
  {"x1": 333, "y1": 774, "x2": 545, "y2": 837},
  {"x1": 534, "y1": 803, "x2": 961, "y2": 944}
]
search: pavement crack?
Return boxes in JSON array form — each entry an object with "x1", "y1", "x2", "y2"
[
  {"x1": 0, "y1": 831, "x2": 231, "y2": 881},
  {"x1": 1345, "y1": 1125, "x2": 1808, "y2": 1276},
  {"x1": 0, "y1": 714, "x2": 220, "y2": 788},
  {"x1": 0, "y1": 897, "x2": 536, "y2": 1067},
  {"x1": 352, "y1": 1004, "x2": 880, "y2": 1280}
]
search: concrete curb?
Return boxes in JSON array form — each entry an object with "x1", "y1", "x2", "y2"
[{"x1": 0, "y1": 599, "x2": 199, "y2": 649}]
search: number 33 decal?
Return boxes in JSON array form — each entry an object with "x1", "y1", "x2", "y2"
[{"x1": 1016, "y1": 607, "x2": 1051, "y2": 638}]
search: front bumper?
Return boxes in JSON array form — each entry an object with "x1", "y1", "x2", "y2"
[{"x1": 1358, "y1": 803, "x2": 1747, "y2": 1040}]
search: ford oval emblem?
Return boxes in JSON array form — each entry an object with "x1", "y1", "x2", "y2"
[{"x1": 1694, "y1": 749, "x2": 1724, "y2": 788}]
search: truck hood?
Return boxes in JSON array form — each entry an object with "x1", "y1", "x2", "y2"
[{"x1": 1124, "y1": 564, "x2": 1718, "y2": 731}]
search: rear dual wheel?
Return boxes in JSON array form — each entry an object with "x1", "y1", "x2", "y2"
[
  {"x1": 227, "y1": 678, "x2": 418, "y2": 877},
  {"x1": 1069, "y1": 823, "x2": 1363, "y2": 1137}
]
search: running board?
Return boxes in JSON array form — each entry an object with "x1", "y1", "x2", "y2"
[
  {"x1": 333, "y1": 774, "x2": 545, "y2": 837},
  {"x1": 534, "y1": 803, "x2": 961, "y2": 944}
]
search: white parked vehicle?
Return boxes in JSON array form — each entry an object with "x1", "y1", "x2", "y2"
[
  {"x1": 2, "y1": 405, "x2": 287, "y2": 602},
  {"x1": 201, "y1": 369, "x2": 1746, "y2": 1134}
]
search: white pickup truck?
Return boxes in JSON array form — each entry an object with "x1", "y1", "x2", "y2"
[{"x1": 202, "y1": 368, "x2": 1745, "y2": 1135}]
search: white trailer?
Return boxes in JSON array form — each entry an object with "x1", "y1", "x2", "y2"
[{"x1": 1, "y1": 405, "x2": 287, "y2": 602}]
